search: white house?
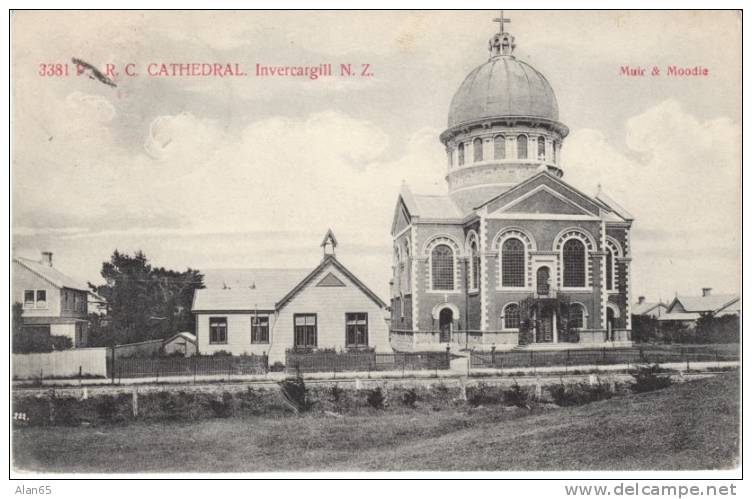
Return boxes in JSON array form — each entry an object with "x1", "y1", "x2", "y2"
[
  {"x1": 12, "y1": 252, "x2": 90, "y2": 347},
  {"x1": 192, "y1": 231, "x2": 391, "y2": 363}
]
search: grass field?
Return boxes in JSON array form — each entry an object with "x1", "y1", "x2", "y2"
[{"x1": 13, "y1": 372, "x2": 739, "y2": 473}]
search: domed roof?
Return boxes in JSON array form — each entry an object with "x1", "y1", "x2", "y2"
[{"x1": 447, "y1": 56, "x2": 560, "y2": 128}]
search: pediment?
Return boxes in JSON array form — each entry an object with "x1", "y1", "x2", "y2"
[
  {"x1": 494, "y1": 185, "x2": 596, "y2": 217},
  {"x1": 316, "y1": 272, "x2": 346, "y2": 287}
]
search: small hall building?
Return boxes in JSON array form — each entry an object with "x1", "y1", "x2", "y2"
[{"x1": 192, "y1": 231, "x2": 391, "y2": 363}]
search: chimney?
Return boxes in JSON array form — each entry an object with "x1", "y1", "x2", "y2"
[
  {"x1": 41, "y1": 251, "x2": 53, "y2": 267},
  {"x1": 702, "y1": 287, "x2": 712, "y2": 297},
  {"x1": 638, "y1": 296, "x2": 645, "y2": 304}
]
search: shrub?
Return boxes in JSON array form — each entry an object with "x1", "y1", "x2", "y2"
[
  {"x1": 279, "y1": 376, "x2": 310, "y2": 413},
  {"x1": 467, "y1": 382, "x2": 504, "y2": 407},
  {"x1": 50, "y1": 394, "x2": 82, "y2": 426},
  {"x1": 549, "y1": 380, "x2": 613, "y2": 407},
  {"x1": 212, "y1": 350, "x2": 232, "y2": 357},
  {"x1": 270, "y1": 361, "x2": 286, "y2": 372},
  {"x1": 208, "y1": 392, "x2": 235, "y2": 418},
  {"x1": 329, "y1": 384, "x2": 344, "y2": 403},
  {"x1": 631, "y1": 364, "x2": 673, "y2": 393},
  {"x1": 401, "y1": 388, "x2": 418, "y2": 408},
  {"x1": 366, "y1": 387, "x2": 386, "y2": 409},
  {"x1": 95, "y1": 394, "x2": 125, "y2": 422},
  {"x1": 504, "y1": 382, "x2": 530, "y2": 408}
]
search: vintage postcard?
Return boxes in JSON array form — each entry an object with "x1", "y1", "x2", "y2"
[{"x1": 9, "y1": 9, "x2": 742, "y2": 482}]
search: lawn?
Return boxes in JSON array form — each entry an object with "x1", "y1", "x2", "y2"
[{"x1": 13, "y1": 372, "x2": 739, "y2": 473}]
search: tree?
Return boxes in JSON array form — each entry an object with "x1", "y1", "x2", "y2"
[
  {"x1": 631, "y1": 314, "x2": 659, "y2": 343},
  {"x1": 87, "y1": 250, "x2": 204, "y2": 346}
]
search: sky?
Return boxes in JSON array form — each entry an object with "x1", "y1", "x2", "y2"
[{"x1": 11, "y1": 10, "x2": 741, "y2": 303}]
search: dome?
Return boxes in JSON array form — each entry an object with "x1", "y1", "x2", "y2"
[{"x1": 447, "y1": 56, "x2": 560, "y2": 128}]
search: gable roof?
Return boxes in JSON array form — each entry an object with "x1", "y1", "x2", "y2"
[
  {"x1": 164, "y1": 332, "x2": 197, "y2": 344},
  {"x1": 667, "y1": 294, "x2": 740, "y2": 315},
  {"x1": 13, "y1": 256, "x2": 89, "y2": 291},
  {"x1": 193, "y1": 257, "x2": 387, "y2": 312},
  {"x1": 277, "y1": 254, "x2": 387, "y2": 309},
  {"x1": 632, "y1": 301, "x2": 667, "y2": 316},
  {"x1": 193, "y1": 268, "x2": 310, "y2": 311},
  {"x1": 596, "y1": 189, "x2": 634, "y2": 221},
  {"x1": 394, "y1": 183, "x2": 463, "y2": 221}
]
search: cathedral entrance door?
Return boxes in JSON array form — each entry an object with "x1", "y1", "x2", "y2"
[
  {"x1": 439, "y1": 308, "x2": 453, "y2": 343},
  {"x1": 537, "y1": 308, "x2": 554, "y2": 343}
]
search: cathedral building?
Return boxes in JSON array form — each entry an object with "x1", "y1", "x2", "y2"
[{"x1": 389, "y1": 16, "x2": 634, "y2": 351}]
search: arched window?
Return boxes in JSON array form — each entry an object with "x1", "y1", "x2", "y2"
[
  {"x1": 503, "y1": 303, "x2": 520, "y2": 330},
  {"x1": 517, "y1": 135, "x2": 528, "y2": 159},
  {"x1": 431, "y1": 244, "x2": 454, "y2": 290},
  {"x1": 562, "y1": 239, "x2": 586, "y2": 287},
  {"x1": 606, "y1": 247, "x2": 615, "y2": 291},
  {"x1": 569, "y1": 303, "x2": 586, "y2": 329},
  {"x1": 552, "y1": 140, "x2": 558, "y2": 164},
  {"x1": 537, "y1": 136, "x2": 546, "y2": 160},
  {"x1": 470, "y1": 239, "x2": 480, "y2": 290},
  {"x1": 473, "y1": 137, "x2": 483, "y2": 162},
  {"x1": 494, "y1": 135, "x2": 506, "y2": 159},
  {"x1": 536, "y1": 266, "x2": 550, "y2": 295},
  {"x1": 501, "y1": 238, "x2": 525, "y2": 287}
]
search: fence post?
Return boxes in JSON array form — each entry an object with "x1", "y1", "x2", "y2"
[
  {"x1": 445, "y1": 345, "x2": 450, "y2": 367},
  {"x1": 685, "y1": 347, "x2": 690, "y2": 372},
  {"x1": 132, "y1": 387, "x2": 139, "y2": 418},
  {"x1": 193, "y1": 355, "x2": 197, "y2": 384},
  {"x1": 78, "y1": 365, "x2": 82, "y2": 387},
  {"x1": 110, "y1": 346, "x2": 116, "y2": 385},
  {"x1": 491, "y1": 345, "x2": 496, "y2": 368}
]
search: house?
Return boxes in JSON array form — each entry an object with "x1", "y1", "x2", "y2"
[
  {"x1": 192, "y1": 231, "x2": 391, "y2": 363},
  {"x1": 632, "y1": 296, "x2": 668, "y2": 318},
  {"x1": 390, "y1": 14, "x2": 633, "y2": 352},
  {"x1": 659, "y1": 288, "x2": 740, "y2": 327},
  {"x1": 12, "y1": 251, "x2": 90, "y2": 347}
]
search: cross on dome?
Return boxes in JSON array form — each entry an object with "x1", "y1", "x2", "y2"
[
  {"x1": 492, "y1": 10, "x2": 511, "y2": 34},
  {"x1": 488, "y1": 10, "x2": 515, "y2": 57}
]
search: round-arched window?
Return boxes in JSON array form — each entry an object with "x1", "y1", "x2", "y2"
[
  {"x1": 517, "y1": 135, "x2": 528, "y2": 159},
  {"x1": 562, "y1": 239, "x2": 586, "y2": 287},
  {"x1": 431, "y1": 244, "x2": 454, "y2": 290}
]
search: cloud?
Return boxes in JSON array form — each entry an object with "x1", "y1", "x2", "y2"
[{"x1": 563, "y1": 99, "x2": 740, "y2": 297}]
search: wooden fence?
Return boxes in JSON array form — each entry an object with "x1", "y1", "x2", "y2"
[
  {"x1": 107, "y1": 354, "x2": 269, "y2": 380},
  {"x1": 13, "y1": 348, "x2": 108, "y2": 379}
]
